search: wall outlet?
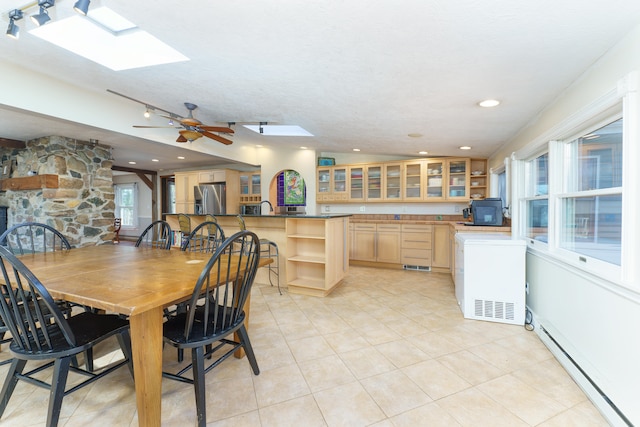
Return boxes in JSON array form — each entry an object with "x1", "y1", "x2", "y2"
[
  {"x1": 324, "y1": 205, "x2": 330, "y2": 212},
  {"x1": 454, "y1": 205, "x2": 460, "y2": 213},
  {"x1": 360, "y1": 206, "x2": 366, "y2": 212},
  {"x1": 525, "y1": 282, "x2": 530, "y2": 294}
]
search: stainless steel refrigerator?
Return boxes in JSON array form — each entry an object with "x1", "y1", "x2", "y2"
[{"x1": 194, "y1": 183, "x2": 226, "y2": 215}]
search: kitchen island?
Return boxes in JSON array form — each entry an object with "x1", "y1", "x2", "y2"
[{"x1": 165, "y1": 213, "x2": 351, "y2": 297}]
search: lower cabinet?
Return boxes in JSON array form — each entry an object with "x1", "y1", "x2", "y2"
[
  {"x1": 400, "y1": 224, "x2": 432, "y2": 267},
  {"x1": 431, "y1": 224, "x2": 450, "y2": 269},
  {"x1": 352, "y1": 223, "x2": 401, "y2": 263}
]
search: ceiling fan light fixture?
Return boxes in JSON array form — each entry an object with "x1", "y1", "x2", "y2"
[
  {"x1": 73, "y1": 0, "x2": 91, "y2": 15},
  {"x1": 180, "y1": 130, "x2": 202, "y2": 142},
  {"x1": 6, "y1": 9, "x2": 23, "y2": 39}
]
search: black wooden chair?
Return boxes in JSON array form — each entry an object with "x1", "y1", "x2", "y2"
[
  {"x1": 0, "y1": 222, "x2": 71, "y2": 254},
  {"x1": 181, "y1": 220, "x2": 225, "y2": 253},
  {"x1": 0, "y1": 246, "x2": 133, "y2": 427},
  {"x1": 162, "y1": 231, "x2": 261, "y2": 427},
  {"x1": 135, "y1": 220, "x2": 173, "y2": 249}
]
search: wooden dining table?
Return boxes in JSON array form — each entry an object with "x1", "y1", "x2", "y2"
[{"x1": 17, "y1": 243, "x2": 270, "y2": 427}]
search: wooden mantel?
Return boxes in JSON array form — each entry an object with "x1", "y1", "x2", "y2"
[{"x1": 0, "y1": 175, "x2": 59, "y2": 191}]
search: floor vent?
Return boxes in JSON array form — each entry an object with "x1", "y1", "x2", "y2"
[
  {"x1": 474, "y1": 299, "x2": 515, "y2": 320},
  {"x1": 403, "y1": 265, "x2": 431, "y2": 272}
]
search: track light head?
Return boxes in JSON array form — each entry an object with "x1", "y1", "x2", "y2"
[
  {"x1": 73, "y1": 0, "x2": 91, "y2": 16},
  {"x1": 31, "y1": 0, "x2": 55, "y2": 27},
  {"x1": 6, "y1": 9, "x2": 23, "y2": 39},
  {"x1": 31, "y1": 7, "x2": 51, "y2": 26}
]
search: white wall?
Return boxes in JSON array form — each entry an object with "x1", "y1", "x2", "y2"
[{"x1": 494, "y1": 23, "x2": 640, "y2": 425}]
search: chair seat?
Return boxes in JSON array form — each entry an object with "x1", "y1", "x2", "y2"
[
  {"x1": 8, "y1": 312, "x2": 129, "y2": 360},
  {"x1": 163, "y1": 308, "x2": 246, "y2": 348}
]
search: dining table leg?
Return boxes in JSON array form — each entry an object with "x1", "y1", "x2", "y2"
[{"x1": 129, "y1": 306, "x2": 163, "y2": 427}]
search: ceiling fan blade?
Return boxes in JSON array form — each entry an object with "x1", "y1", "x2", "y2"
[
  {"x1": 201, "y1": 130, "x2": 233, "y2": 145},
  {"x1": 176, "y1": 134, "x2": 188, "y2": 143},
  {"x1": 181, "y1": 118, "x2": 202, "y2": 127},
  {"x1": 199, "y1": 126, "x2": 234, "y2": 134}
]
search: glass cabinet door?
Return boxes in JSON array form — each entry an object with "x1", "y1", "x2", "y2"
[
  {"x1": 240, "y1": 174, "x2": 249, "y2": 195},
  {"x1": 425, "y1": 160, "x2": 444, "y2": 200},
  {"x1": 317, "y1": 168, "x2": 331, "y2": 201},
  {"x1": 384, "y1": 164, "x2": 402, "y2": 200},
  {"x1": 404, "y1": 161, "x2": 423, "y2": 200},
  {"x1": 447, "y1": 158, "x2": 469, "y2": 200},
  {"x1": 332, "y1": 167, "x2": 347, "y2": 200},
  {"x1": 366, "y1": 165, "x2": 382, "y2": 201},
  {"x1": 250, "y1": 173, "x2": 261, "y2": 195},
  {"x1": 349, "y1": 166, "x2": 365, "y2": 201}
]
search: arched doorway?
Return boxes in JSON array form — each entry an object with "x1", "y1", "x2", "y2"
[{"x1": 268, "y1": 169, "x2": 307, "y2": 214}]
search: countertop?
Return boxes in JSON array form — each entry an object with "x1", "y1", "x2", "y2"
[{"x1": 164, "y1": 213, "x2": 352, "y2": 219}]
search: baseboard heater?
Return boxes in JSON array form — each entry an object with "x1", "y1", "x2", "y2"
[
  {"x1": 403, "y1": 265, "x2": 431, "y2": 272},
  {"x1": 540, "y1": 326, "x2": 632, "y2": 427}
]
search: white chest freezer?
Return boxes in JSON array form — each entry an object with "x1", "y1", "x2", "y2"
[{"x1": 454, "y1": 233, "x2": 526, "y2": 325}]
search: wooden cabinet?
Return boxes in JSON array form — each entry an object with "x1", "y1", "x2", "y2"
[
  {"x1": 469, "y1": 159, "x2": 488, "y2": 200},
  {"x1": 384, "y1": 163, "x2": 402, "y2": 200},
  {"x1": 400, "y1": 224, "x2": 432, "y2": 267},
  {"x1": 240, "y1": 171, "x2": 261, "y2": 203},
  {"x1": 174, "y1": 171, "x2": 199, "y2": 214},
  {"x1": 286, "y1": 216, "x2": 349, "y2": 297},
  {"x1": 431, "y1": 224, "x2": 450, "y2": 269},
  {"x1": 316, "y1": 156, "x2": 487, "y2": 204},
  {"x1": 365, "y1": 165, "x2": 383, "y2": 201},
  {"x1": 349, "y1": 166, "x2": 365, "y2": 202},
  {"x1": 446, "y1": 158, "x2": 470, "y2": 201},
  {"x1": 403, "y1": 161, "x2": 424, "y2": 201},
  {"x1": 424, "y1": 159, "x2": 445, "y2": 201},
  {"x1": 376, "y1": 223, "x2": 402, "y2": 263},
  {"x1": 352, "y1": 223, "x2": 401, "y2": 263}
]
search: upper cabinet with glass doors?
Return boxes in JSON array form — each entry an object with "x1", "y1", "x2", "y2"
[
  {"x1": 384, "y1": 163, "x2": 402, "y2": 200},
  {"x1": 447, "y1": 158, "x2": 470, "y2": 201},
  {"x1": 403, "y1": 160, "x2": 423, "y2": 201},
  {"x1": 316, "y1": 157, "x2": 485, "y2": 203}
]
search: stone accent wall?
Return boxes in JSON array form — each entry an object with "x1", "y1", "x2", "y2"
[{"x1": 0, "y1": 136, "x2": 115, "y2": 247}]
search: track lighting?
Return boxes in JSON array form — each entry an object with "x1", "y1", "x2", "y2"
[
  {"x1": 6, "y1": 9, "x2": 23, "y2": 39},
  {"x1": 144, "y1": 107, "x2": 151, "y2": 119},
  {"x1": 73, "y1": 0, "x2": 91, "y2": 16},
  {"x1": 30, "y1": 0, "x2": 55, "y2": 27}
]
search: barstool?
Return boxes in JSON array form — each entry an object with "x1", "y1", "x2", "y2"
[
  {"x1": 236, "y1": 215, "x2": 281, "y2": 294},
  {"x1": 177, "y1": 213, "x2": 191, "y2": 247}
]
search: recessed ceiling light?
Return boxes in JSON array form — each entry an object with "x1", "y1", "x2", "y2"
[
  {"x1": 418, "y1": 151, "x2": 428, "y2": 155},
  {"x1": 353, "y1": 148, "x2": 360, "y2": 152},
  {"x1": 300, "y1": 146, "x2": 308, "y2": 150},
  {"x1": 128, "y1": 161, "x2": 136, "y2": 164},
  {"x1": 152, "y1": 159, "x2": 159, "y2": 162},
  {"x1": 255, "y1": 144, "x2": 263, "y2": 148},
  {"x1": 177, "y1": 156, "x2": 185, "y2": 160},
  {"x1": 459, "y1": 146, "x2": 472, "y2": 150},
  {"x1": 478, "y1": 99, "x2": 500, "y2": 108},
  {"x1": 408, "y1": 133, "x2": 422, "y2": 138}
]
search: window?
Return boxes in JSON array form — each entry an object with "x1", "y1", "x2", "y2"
[
  {"x1": 524, "y1": 153, "x2": 549, "y2": 242},
  {"x1": 558, "y1": 118, "x2": 623, "y2": 265},
  {"x1": 115, "y1": 183, "x2": 138, "y2": 227}
]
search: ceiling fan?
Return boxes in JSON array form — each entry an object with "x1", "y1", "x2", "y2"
[{"x1": 107, "y1": 89, "x2": 234, "y2": 145}]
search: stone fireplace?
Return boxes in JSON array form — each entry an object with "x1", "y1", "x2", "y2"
[{"x1": 0, "y1": 136, "x2": 116, "y2": 247}]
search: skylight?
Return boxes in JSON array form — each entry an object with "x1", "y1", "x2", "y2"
[
  {"x1": 243, "y1": 125, "x2": 313, "y2": 136},
  {"x1": 29, "y1": 7, "x2": 188, "y2": 71}
]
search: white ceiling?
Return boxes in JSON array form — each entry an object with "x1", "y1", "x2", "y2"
[{"x1": 1, "y1": 0, "x2": 640, "y2": 171}]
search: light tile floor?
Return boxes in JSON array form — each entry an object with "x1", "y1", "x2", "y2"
[{"x1": 0, "y1": 266, "x2": 610, "y2": 426}]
